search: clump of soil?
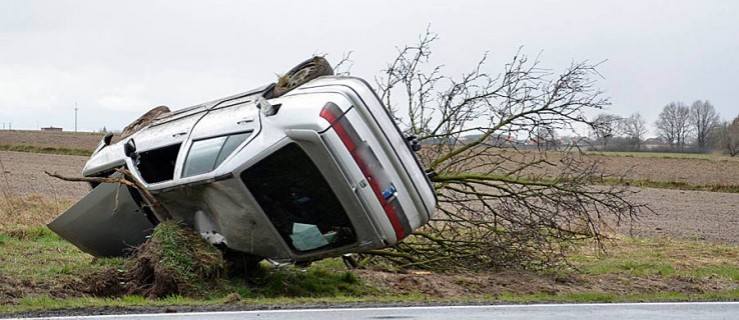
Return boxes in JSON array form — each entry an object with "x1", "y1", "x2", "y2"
[
  {"x1": 86, "y1": 221, "x2": 225, "y2": 298},
  {"x1": 0, "y1": 276, "x2": 78, "y2": 305},
  {"x1": 356, "y1": 269, "x2": 739, "y2": 298}
]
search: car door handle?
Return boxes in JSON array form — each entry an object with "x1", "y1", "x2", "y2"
[{"x1": 237, "y1": 117, "x2": 255, "y2": 125}]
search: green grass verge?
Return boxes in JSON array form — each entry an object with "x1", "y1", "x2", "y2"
[
  {"x1": 5, "y1": 290, "x2": 738, "y2": 315},
  {"x1": 0, "y1": 226, "x2": 120, "y2": 282},
  {"x1": 1, "y1": 227, "x2": 737, "y2": 315},
  {"x1": 0, "y1": 226, "x2": 377, "y2": 314},
  {"x1": 0, "y1": 144, "x2": 92, "y2": 156},
  {"x1": 570, "y1": 236, "x2": 739, "y2": 280}
]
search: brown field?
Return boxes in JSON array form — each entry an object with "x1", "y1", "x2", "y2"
[
  {"x1": 0, "y1": 130, "x2": 106, "y2": 151},
  {"x1": 0, "y1": 151, "x2": 89, "y2": 199},
  {"x1": 1, "y1": 146, "x2": 737, "y2": 243},
  {"x1": 461, "y1": 149, "x2": 739, "y2": 187},
  {"x1": 1, "y1": 132, "x2": 738, "y2": 243},
  {"x1": 619, "y1": 188, "x2": 738, "y2": 244},
  {"x1": 0, "y1": 131, "x2": 737, "y2": 310},
  {"x1": 592, "y1": 154, "x2": 739, "y2": 187}
]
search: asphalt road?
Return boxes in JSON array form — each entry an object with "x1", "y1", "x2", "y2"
[{"x1": 7, "y1": 302, "x2": 739, "y2": 320}]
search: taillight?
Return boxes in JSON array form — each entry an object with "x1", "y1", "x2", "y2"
[{"x1": 320, "y1": 103, "x2": 411, "y2": 240}]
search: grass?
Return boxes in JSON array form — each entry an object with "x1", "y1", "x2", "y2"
[
  {"x1": 0, "y1": 225, "x2": 737, "y2": 315},
  {"x1": 126, "y1": 221, "x2": 225, "y2": 297},
  {"x1": 570, "y1": 236, "x2": 739, "y2": 279},
  {"x1": 0, "y1": 192, "x2": 736, "y2": 313},
  {"x1": 0, "y1": 194, "x2": 73, "y2": 231},
  {"x1": 247, "y1": 264, "x2": 371, "y2": 298},
  {"x1": 0, "y1": 144, "x2": 92, "y2": 156},
  {"x1": 0, "y1": 226, "x2": 117, "y2": 283},
  {"x1": 599, "y1": 177, "x2": 739, "y2": 193},
  {"x1": 5, "y1": 290, "x2": 739, "y2": 316},
  {"x1": 585, "y1": 151, "x2": 739, "y2": 162},
  {"x1": 0, "y1": 226, "x2": 378, "y2": 314}
]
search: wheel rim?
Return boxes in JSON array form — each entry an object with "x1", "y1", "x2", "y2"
[{"x1": 285, "y1": 63, "x2": 317, "y2": 88}]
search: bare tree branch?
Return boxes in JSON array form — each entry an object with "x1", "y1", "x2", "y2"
[
  {"x1": 45, "y1": 168, "x2": 172, "y2": 221},
  {"x1": 361, "y1": 29, "x2": 648, "y2": 271},
  {"x1": 333, "y1": 51, "x2": 354, "y2": 76}
]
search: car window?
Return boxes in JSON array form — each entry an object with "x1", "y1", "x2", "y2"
[
  {"x1": 137, "y1": 143, "x2": 182, "y2": 184},
  {"x1": 241, "y1": 143, "x2": 356, "y2": 252},
  {"x1": 215, "y1": 132, "x2": 250, "y2": 166},
  {"x1": 183, "y1": 132, "x2": 250, "y2": 177}
]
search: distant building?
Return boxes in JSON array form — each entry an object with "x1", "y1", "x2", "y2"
[
  {"x1": 41, "y1": 126, "x2": 63, "y2": 132},
  {"x1": 643, "y1": 137, "x2": 667, "y2": 150}
]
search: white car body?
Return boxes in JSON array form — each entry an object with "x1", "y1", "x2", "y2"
[{"x1": 50, "y1": 76, "x2": 436, "y2": 263}]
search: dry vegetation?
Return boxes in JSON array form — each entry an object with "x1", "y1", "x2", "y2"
[
  {"x1": 0, "y1": 195, "x2": 73, "y2": 232},
  {"x1": 1, "y1": 138, "x2": 737, "y2": 244},
  {"x1": 0, "y1": 131, "x2": 737, "y2": 312}
]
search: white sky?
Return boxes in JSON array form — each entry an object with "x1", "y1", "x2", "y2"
[{"x1": 1, "y1": 0, "x2": 737, "y2": 135}]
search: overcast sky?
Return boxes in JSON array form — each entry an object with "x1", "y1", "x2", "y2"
[{"x1": 1, "y1": 0, "x2": 737, "y2": 135}]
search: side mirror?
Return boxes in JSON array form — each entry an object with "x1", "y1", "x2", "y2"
[
  {"x1": 406, "y1": 135, "x2": 421, "y2": 152},
  {"x1": 124, "y1": 139, "x2": 137, "y2": 158},
  {"x1": 103, "y1": 132, "x2": 114, "y2": 146}
]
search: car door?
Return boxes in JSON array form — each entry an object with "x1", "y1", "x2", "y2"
[{"x1": 48, "y1": 181, "x2": 155, "y2": 257}]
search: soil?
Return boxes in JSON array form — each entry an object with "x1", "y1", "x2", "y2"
[
  {"x1": 0, "y1": 138, "x2": 737, "y2": 314},
  {"x1": 490, "y1": 151, "x2": 739, "y2": 187},
  {"x1": 2, "y1": 150, "x2": 736, "y2": 244},
  {"x1": 0, "y1": 151, "x2": 90, "y2": 199},
  {"x1": 0, "y1": 130, "x2": 104, "y2": 151},
  {"x1": 3, "y1": 270, "x2": 736, "y2": 317},
  {"x1": 621, "y1": 188, "x2": 739, "y2": 245},
  {"x1": 593, "y1": 155, "x2": 739, "y2": 187},
  {"x1": 0, "y1": 275, "x2": 78, "y2": 306},
  {"x1": 357, "y1": 269, "x2": 737, "y2": 298}
]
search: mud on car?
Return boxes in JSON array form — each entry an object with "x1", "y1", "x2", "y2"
[{"x1": 50, "y1": 58, "x2": 436, "y2": 265}]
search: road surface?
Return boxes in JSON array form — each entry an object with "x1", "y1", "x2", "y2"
[{"x1": 6, "y1": 302, "x2": 739, "y2": 320}]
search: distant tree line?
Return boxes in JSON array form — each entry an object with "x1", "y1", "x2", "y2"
[
  {"x1": 590, "y1": 112, "x2": 647, "y2": 151},
  {"x1": 589, "y1": 100, "x2": 739, "y2": 156}
]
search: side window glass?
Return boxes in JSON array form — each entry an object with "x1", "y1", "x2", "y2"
[
  {"x1": 214, "y1": 132, "x2": 250, "y2": 168},
  {"x1": 183, "y1": 136, "x2": 227, "y2": 177},
  {"x1": 183, "y1": 132, "x2": 250, "y2": 177}
]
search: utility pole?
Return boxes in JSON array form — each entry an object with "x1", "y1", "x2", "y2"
[{"x1": 74, "y1": 103, "x2": 79, "y2": 132}]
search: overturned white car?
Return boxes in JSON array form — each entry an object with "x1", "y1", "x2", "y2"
[{"x1": 49, "y1": 58, "x2": 436, "y2": 265}]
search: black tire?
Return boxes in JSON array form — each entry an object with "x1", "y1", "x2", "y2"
[
  {"x1": 271, "y1": 56, "x2": 334, "y2": 98},
  {"x1": 221, "y1": 247, "x2": 264, "y2": 277},
  {"x1": 120, "y1": 105, "x2": 171, "y2": 139}
]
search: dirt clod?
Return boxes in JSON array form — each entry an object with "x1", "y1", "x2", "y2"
[
  {"x1": 85, "y1": 221, "x2": 225, "y2": 299},
  {"x1": 0, "y1": 275, "x2": 78, "y2": 305},
  {"x1": 356, "y1": 269, "x2": 738, "y2": 298}
]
